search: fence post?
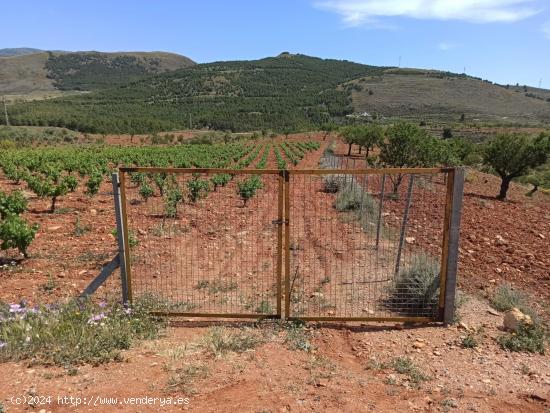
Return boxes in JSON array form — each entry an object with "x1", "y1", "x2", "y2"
[
  {"x1": 394, "y1": 175, "x2": 415, "y2": 276},
  {"x1": 375, "y1": 174, "x2": 386, "y2": 249},
  {"x1": 112, "y1": 173, "x2": 129, "y2": 304},
  {"x1": 443, "y1": 168, "x2": 464, "y2": 324}
]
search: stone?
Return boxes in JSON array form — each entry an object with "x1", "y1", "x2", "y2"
[
  {"x1": 405, "y1": 237, "x2": 416, "y2": 244},
  {"x1": 47, "y1": 226, "x2": 62, "y2": 231},
  {"x1": 458, "y1": 322, "x2": 470, "y2": 331},
  {"x1": 90, "y1": 209, "x2": 98, "y2": 215},
  {"x1": 138, "y1": 229, "x2": 147, "y2": 235},
  {"x1": 495, "y1": 235, "x2": 507, "y2": 246},
  {"x1": 503, "y1": 308, "x2": 532, "y2": 331},
  {"x1": 413, "y1": 341, "x2": 426, "y2": 349}
]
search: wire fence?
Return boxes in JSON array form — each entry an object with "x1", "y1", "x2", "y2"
[
  {"x1": 120, "y1": 169, "x2": 282, "y2": 317},
  {"x1": 287, "y1": 167, "x2": 449, "y2": 320},
  {"x1": 113, "y1": 164, "x2": 461, "y2": 322}
]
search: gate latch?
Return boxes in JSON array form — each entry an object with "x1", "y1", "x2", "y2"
[{"x1": 272, "y1": 219, "x2": 289, "y2": 225}]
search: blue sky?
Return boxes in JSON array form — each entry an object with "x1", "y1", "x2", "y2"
[{"x1": 3, "y1": 0, "x2": 549, "y2": 87}]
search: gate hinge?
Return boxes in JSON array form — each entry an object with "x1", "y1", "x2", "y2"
[{"x1": 272, "y1": 219, "x2": 289, "y2": 225}]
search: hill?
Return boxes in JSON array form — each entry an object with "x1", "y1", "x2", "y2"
[
  {"x1": 0, "y1": 50, "x2": 195, "y2": 96},
  {"x1": 345, "y1": 68, "x2": 550, "y2": 124},
  {"x1": 5, "y1": 54, "x2": 550, "y2": 133},
  {"x1": 0, "y1": 47, "x2": 45, "y2": 57}
]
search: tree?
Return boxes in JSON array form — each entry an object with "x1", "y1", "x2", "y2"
[
  {"x1": 521, "y1": 164, "x2": 550, "y2": 196},
  {"x1": 341, "y1": 126, "x2": 360, "y2": 156},
  {"x1": 379, "y1": 123, "x2": 443, "y2": 195},
  {"x1": 356, "y1": 123, "x2": 384, "y2": 158},
  {"x1": 320, "y1": 122, "x2": 337, "y2": 140},
  {"x1": 483, "y1": 133, "x2": 549, "y2": 200}
]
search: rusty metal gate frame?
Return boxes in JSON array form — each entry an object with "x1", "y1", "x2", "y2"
[
  {"x1": 117, "y1": 167, "x2": 463, "y2": 324},
  {"x1": 284, "y1": 168, "x2": 463, "y2": 324}
]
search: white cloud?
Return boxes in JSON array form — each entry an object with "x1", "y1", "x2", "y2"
[
  {"x1": 543, "y1": 21, "x2": 550, "y2": 39},
  {"x1": 315, "y1": 0, "x2": 541, "y2": 26},
  {"x1": 438, "y1": 42, "x2": 456, "y2": 50}
]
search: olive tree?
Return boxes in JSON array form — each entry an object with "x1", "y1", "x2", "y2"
[
  {"x1": 483, "y1": 133, "x2": 549, "y2": 200},
  {"x1": 341, "y1": 126, "x2": 360, "y2": 156},
  {"x1": 357, "y1": 123, "x2": 384, "y2": 158},
  {"x1": 379, "y1": 123, "x2": 443, "y2": 196}
]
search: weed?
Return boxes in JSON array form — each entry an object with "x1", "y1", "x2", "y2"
[
  {"x1": 202, "y1": 326, "x2": 263, "y2": 357},
  {"x1": 40, "y1": 275, "x2": 57, "y2": 293},
  {"x1": 167, "y1": 363, "x2": 209, "y2": 394},
  {"x1": 306, "y1": 355, "x2": 336, "y2": 385},
  {"x1": 384, "y1": 376, "x2": 397, "y2": 385},
  {"x1": 111, "y1": 229, "x2": 139, "y2": 248},
  {"x1": 519, "y1": 363, "x2": 532, "y2": 375},
  {"x1": 73, "y1": 215, "x2": 91, "y2": 237},
  {"x1": 498, "y1": 322, "x2": 545, "y2": 354},
  {"x1": 491, "y1": 283, "x2": 532, "y2": 315},
  {"x1": 0, "y1": 298, "x2": 163, "y2": 367},
  {"x1": 284, "y1": 322, "x2": 312, "y2": 352},
  {"x1": 461, "y1": 334, "x2": 478, "y2": 349},
  {"x1": 255, "y1": 300, "x2": 272, "y2": 314},
  {"x1": 391, "y1": 357, "x2": 429, "y2": 385},
  {"x1": 195, "y1": 280, "x2": 238, "y2": 294},
  {"x1": 365, "y1": 359, "x2": 389, "y2": 370}
]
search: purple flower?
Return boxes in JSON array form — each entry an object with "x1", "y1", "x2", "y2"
[
  {"x1": 98, "y1": 301, "x2": 107, "y2": 308},
  {"x1": 9, "y1": 304, "x2": 23, "y2": 314},
  {"x1": 123, "y1": 308, "x2": 132, "y2": 315},
  {"x1": 87, "y1": 313, "x2": 107, "y2": 324},
  {"x1": 0, "y1": 341, "x2": 6, "y2": 349}
]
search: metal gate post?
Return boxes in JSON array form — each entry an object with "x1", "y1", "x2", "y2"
[
  {"x1": 111, "y1": 173, "x2": 129, "y2": 304},
  {"x1": 284, "y1": 170, "x2": 291, "y2": 319},
  {"x1": 442, "y1": 168, "x2": 464, "y2": 324}
]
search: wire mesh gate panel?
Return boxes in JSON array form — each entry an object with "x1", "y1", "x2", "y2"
[
  {"x1": 286, "y1": 169, "x2": 458, "y2": 322},
  {"x1": 118, "y1": 167, "x2": 462, "y2": 322},
  {"x1": 119, "y1": 168, "x2": 283, "y2": 318}
]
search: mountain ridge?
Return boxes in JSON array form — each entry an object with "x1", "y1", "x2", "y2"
[{"x1": 5, "y1": 53, "x2": 550, "y2": 133}]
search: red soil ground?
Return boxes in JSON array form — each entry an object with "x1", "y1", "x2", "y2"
[{"x1": 0, "y1": 133, "x2": 549, "y2": 412}]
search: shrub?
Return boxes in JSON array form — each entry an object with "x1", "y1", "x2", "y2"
[
  {"x1": 237, "y1": 176, "x2": 263, "y2": 206},
  {"x1": 164, "y1": 186, "x2": 183, "y2": 218},
  {"x1": 385, "y1": 254, "x2": 440, "y2": 315},
  {"x1": 187, "y1": 177, "x2": 210, "y2": 203},
  {"x1": 139, "y1": 181, "x2": 154, "y2": 201},
  {"x1": 85, "y1": 171, "x2": 103, "y2": 197},
  {"x1": 498, "y1": 322, "x2": 545, "y2": 354},
  {"x1": 491, "y1": 283, "x2": 531, "y2": 314},
  {"x1": 210, "y1": 173, "x2": 231, "y2": 191},
  {"x1": 0, "y1": 215, "x2": 38, "y2": 258},
  {"x1": 322, "y1": 175, "x2": 342, "y2": 193},
  {"x1": 334, "y1": 182, "x2": 363, "y2": 211},
  {"x1": 0, "y1": 190, "x2": 28, "y2": 219}
]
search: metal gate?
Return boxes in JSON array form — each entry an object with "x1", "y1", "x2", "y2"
[{"x1": 116, "y1": 167, "x2": 463, "y2": 323}]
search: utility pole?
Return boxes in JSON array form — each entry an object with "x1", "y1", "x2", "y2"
[
  {"x1": 2, "y1": 96, "x2": 9, "y2": 126},
  {"x1": 539, "y1": 78, "x2": 542, "y2": 89},
  {"x1": 398, "y1": 56, "x2": 401, "y2": 68}
]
